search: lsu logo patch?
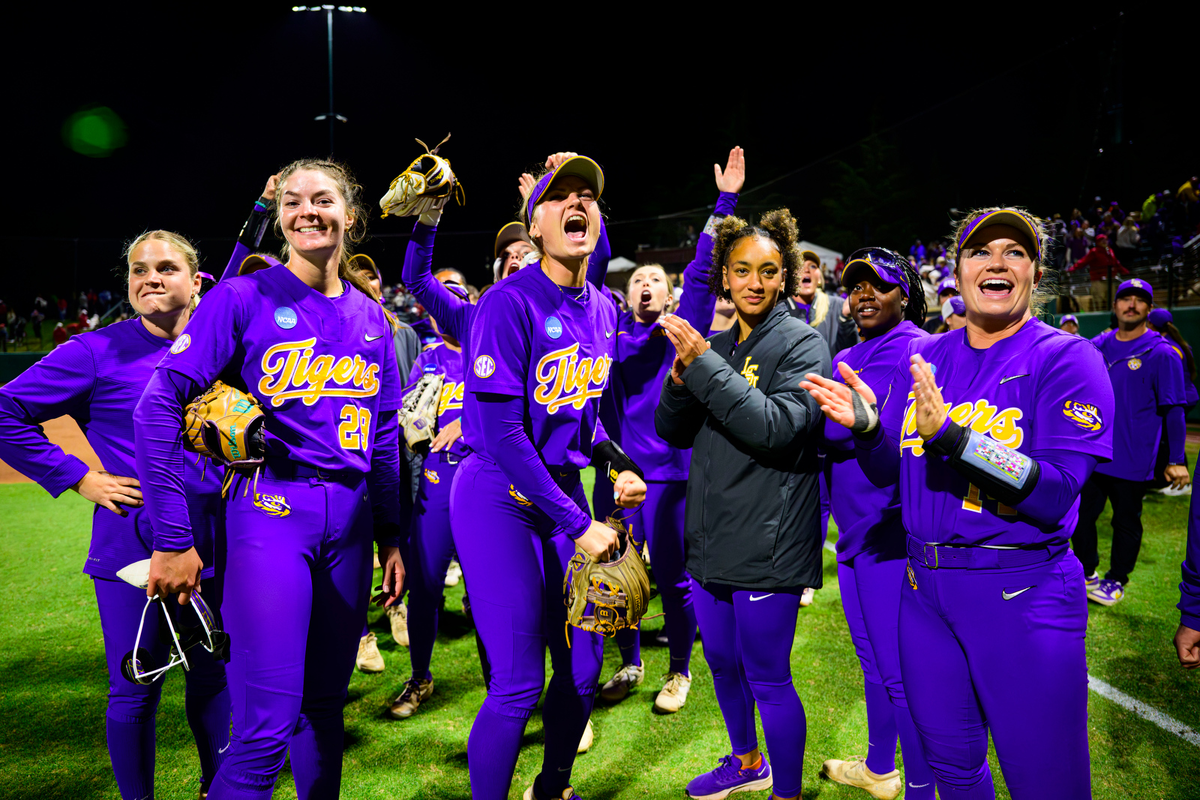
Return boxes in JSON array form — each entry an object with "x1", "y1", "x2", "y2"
[
  {"x1": 474, "y1": 355, "x2": 496, "y2": 378},
  {"x1": 424, "y1": 469, "x2": 440, "y2": 484},
  {"x1": 509, "y1": 484, "x2": 533, "y2": 507},
  {"x1": 740, "y1": 357, "x2": 760, "y2": 389},
  {"x1": 1063, "y1": 400, "x2": 1103, "y2": 431},
  {"x1": 254, "y1": 493, "x2": 292, "y2": 518},
  {"x1": 1127, "y1": 358, "x2": 1142, "y2": 371},
  {"x1": 906, "y1": 562, "x2": 918, "y2": 591},
  {"x1": 169, "y1": 334, "x2": 191, "y2": 355}
]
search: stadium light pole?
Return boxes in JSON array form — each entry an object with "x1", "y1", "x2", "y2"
[{"x1": 291, "y1": 5, "x2": 366, "y2": 154}]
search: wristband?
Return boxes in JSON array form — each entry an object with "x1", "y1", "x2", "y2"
[
  {"x1": 592, "y1": 439, "x2": 645, "y2": 483},
  {"x1": 926, "y1": 420, "x2": 1040, "y2": 507}
]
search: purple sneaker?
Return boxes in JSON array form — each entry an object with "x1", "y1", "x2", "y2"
[
  {"x1": 1086, "y1": 577, "x2": 1124, "y2": 606},
  {"x1": 686, "y1": 753, "x2": 772, "y2": 800}
]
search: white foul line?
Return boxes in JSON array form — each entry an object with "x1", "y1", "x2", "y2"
[{"x1": 1087, "y1": 673, "x2": 1200, "y2": 746}]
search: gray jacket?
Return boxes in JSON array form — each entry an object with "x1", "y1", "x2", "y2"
[{"x1": 655, "y1": 301, "x2": 830, "y2": 591}]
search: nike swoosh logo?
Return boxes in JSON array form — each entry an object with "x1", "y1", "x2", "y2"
[
  {"x1": 910, "y1": 783, "x2": 930, "y2": 789},
  {"x1": 1002, "y1": 586, "x2": 1034, "y2": 600},
  {"x1": 605, "y1": 330, "x2": 613, "y2": 338},
  {"x1": 749, "y1": 593, "x2": 775, "y2": 602},
  {"x1": 365, "y1": 333, "x2": 384, "y2": 342},
  {"x1": 219, "y1": 742, "x2": 231, "y2": 753},
  {"x1": 999, "y1": 373, "x2": 1030, "y2": 384}
]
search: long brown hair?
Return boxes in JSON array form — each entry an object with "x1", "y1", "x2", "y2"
[{"x1": 273, "y1": 158, "x2": 376, "y2": 300}]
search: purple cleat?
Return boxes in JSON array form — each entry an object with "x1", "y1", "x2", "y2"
[
  {"x1": 1085, "y1": 573, "x2": 1124, "y2": 606},
  {"x1": 686, "y1": 753, "x2": 772, "y2": 800}
]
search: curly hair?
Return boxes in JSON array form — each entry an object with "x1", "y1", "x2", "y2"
[
  {"x1": 949, "y1": 206, "x2": 1056, "y2": 315},
  {"x1": 273, "y1": 158, "x2": 375, "y2": 300},
  {"x1": 707, "y1": 208, "x2": 804, "y2": 301}
]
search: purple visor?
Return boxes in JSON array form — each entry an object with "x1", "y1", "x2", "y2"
[
  {"x1": 841, "y1": 247, "x2": 909, "y2": 297},
  {"x1": 1060, "y1": 314, "x2": 1078, "y2": 325},
  {"x1": 1148, "y1": 308, "x2": 1173, "y2": 328},
  {"x1": 957, "y1": 208, "x2": 1042, "y2": 261},
  {"x1": 1116, "y1": 278, "x2": 1153, "y2": 302},
  {"x1": 937, "y1": 277, "x2": 958, "y2": 296},
  {"x1": 525, "y1": 156, "x2": 604, "y2": 224}
]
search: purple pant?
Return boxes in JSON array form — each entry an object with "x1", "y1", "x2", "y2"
[
  {"x1": 901, "y1": 550, "x2": 1091, "y2": 799},
  {"x1": 593, "y1": 479, "x2": 696, "y2": 675},
  {"x1": 407, "y1": 450, "x2": 460, "y2": 680},
  {"x1": 95, "y1": 575, "x2": 230, "y2": 799},
  {"x1": 691, "y1": 581, "x2": 807, "y2": 799},
  {"x1": 209, "y1": 470, "x2": 373, "y2": 800},
  {"x1": 450, "y1": 454, "x2": 604, "y2": 800},
  {"x1": 838, "y1": 554, "x2": 934, "y2": 797}
]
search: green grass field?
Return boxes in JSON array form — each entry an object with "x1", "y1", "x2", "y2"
[{"x1": 2, "y1": 459, "x2": 1198, "y2": 799}]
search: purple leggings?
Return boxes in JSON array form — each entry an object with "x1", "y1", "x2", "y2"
[
  {"x1": 406, "y1": 450, "x2": 460, "y2": 680},
  {"x1": 838, "y1": 554, "x2": 934, "y2": 798},
  {"x1": 208, "y1": 470, "x2": 373, "y2": 800},
  {"x1": 691, "y1": 581, "x2": 807, "y2": 799},
  {"x1": 900, "y1": 551, "x2": 1091, "y2": 799},
  {"x1": 593, "y1": 479, "x2": 696, "y2": 675},
  {"x1": 94, "y1": 575, "x2": 230, "y2": 799},
  {"x1": 450, "y1": 454, "x2": 604, "y2": 800}
]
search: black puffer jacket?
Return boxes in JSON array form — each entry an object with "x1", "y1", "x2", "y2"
[{"x1": 655, "y1": 301, "x2": 830, "y2": 591}]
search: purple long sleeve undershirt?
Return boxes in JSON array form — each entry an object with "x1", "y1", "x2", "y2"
[
  {"x1": 220, "y1": 199, "x2": 272, "y2": 282},
  {"x1": 1180, "y1": 495, "x2": 1200, "y2": 629},
  {"x1": 477, "y1": 393, "x2": 593, "y2": 539},
  {"x1": 402, "y1": 222, "x2": 472, "y2": 343},
  {"x1": 586, "y1": 217, "x2": 611, "y2": 290},
  {"x1": 136, "y1": 369, "x2": 402, "y2": 552},
  {"x1": 853, "y1": 424, "x2": 1100, "y2": 528},
  {"x1": 1165, "y1": 404, "x2": 1187, "y2": 464}
]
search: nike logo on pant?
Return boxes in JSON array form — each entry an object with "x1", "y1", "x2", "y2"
[
  {"x1": 219, "y1": 742, "x2": 231, "y2": 753},
  {"x1": 1002, "y1": 586, "x2": 1035, "y2": 600},
  {"x1": 749, "y1": 593, "x2": 775, "y2": 601},
  {"x1": 910, "y1": 783, "x2": 930, "y2": 788}
]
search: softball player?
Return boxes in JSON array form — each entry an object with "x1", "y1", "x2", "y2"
[
  {"x1": 805, "y1": 208, "x2": 1114, "y2": 798},
  {"x1": 0, "y1": 231, "x2": 229, "y2": 799},
  {"x1": 220, "y1": 174, "x2": 281, "y2": 281},
  {"x1": 450, "y1": 154, "x2": 646, "y2": 800},
  {"x1": 1175, "y1": 489, "x2": 1200, "y2": 668},
  {"x1": 593, "y1": 147, "x2": 743, "y2": 713},
  {"x1": 657, "y1": 208, "x2": 829, "y2": 800},
  {"x1": 135, "y1": 159, "x2": 405, "y2": 799},
  {"x1": 817, "y1": 248, "x2": 934, "y2": 800}
]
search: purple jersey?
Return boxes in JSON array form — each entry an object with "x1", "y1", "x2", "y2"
[
  {"x1": 160, "y1": 265, "x2": 403, "y2": 471},
  {"x1": 825, "y1": 320, "x2": 928, "y2": 562},
  {"x1": 0, "y1": 318, "x2": 222, "y2": 579},
  {"x1": 405, "y1": 341, "x2": 469, "y2": 458},
  {"x1": 598, "y1": 193, "x2": 731, "y2": 481},
  {"x1": 463, "y1": 264, "x2": 617, "y2": 471},
  {"x1": 880, "y1": 318, "x2": 1114, "y2": 550},
  {"x1": 1090, "y1": 328, "x2": 1188, "y2": 481}
]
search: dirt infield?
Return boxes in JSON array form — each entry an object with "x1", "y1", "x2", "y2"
[{"x1": 0, "y1": 416, "x2": 102, "y2": 483}]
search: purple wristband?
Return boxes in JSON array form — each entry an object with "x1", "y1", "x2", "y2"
[{"x1": 926, "y1": 415, "x2": 954, "y2": 445}]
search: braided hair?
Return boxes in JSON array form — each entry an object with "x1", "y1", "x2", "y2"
[{"x1": 900, "y1": 259, "x2": 927, "y2": 325}]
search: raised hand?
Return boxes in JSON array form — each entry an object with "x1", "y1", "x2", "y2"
[
  {"x1": 263, "y1": 173, "x2": 281, "y2": 202},
  {"x1": 800, "y1": 362, "x2": 879, "y2": 431},
  {"x1": 518, "y1": 172, "x2": 537, "y2": 201},
  {"x1": 659, "y1": 315, "x2": 711, "y2": 373},
  {"x1": 714, "y1": 146, "x2": 746, "y2": 194},
  {"x1": 908, "y1": 354, "x2": 948, "y2": 440},
  {"x1": 544, "y1": 151, "x2": 579, "y2": 171}
]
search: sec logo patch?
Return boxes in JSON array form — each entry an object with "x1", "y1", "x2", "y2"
[
  {"x1": 545, "y1": 316, "x2": 563, "y2": 340},
  {"x1": 274, "y1": 307, "x2": 297, "y2": 330},
  {"x1": 169, "y1": 334, "x2": 191, "y2": 355},
  {"x1": 474, "y1": 355, "x2": 496, "y2": 378}
]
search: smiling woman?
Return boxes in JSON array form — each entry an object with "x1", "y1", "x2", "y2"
[
  {"x1": 656, "y1": 208, "x2": 829, "y2": 800},
  {"x1": 804, "y1": 206, "x2": 1116, "y2": 797},
  {"x1": 133, "y1": 157, "x2": 407, "y2": 798}
]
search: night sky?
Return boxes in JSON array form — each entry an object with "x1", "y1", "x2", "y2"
[{"x1": 7, "y1": 7, "x2": 1196, "y2": 307}]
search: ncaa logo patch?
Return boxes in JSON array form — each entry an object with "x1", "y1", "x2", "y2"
[
  {"x1": 474, "y1": 355, "x2": 496, "y2": 378},
  {"x1": 1127, "y1": 358, "x2": 1142, "y2": 371},
  {"x1": 274, "y1": 307, "x2": 297, "y2": 330},
  {"x1": 253, "y1": 492, "x2": 292, "y2": 518},
  {"x1": 1063, "y1": 400, "x2": 1103, "y2": 431},
  {"x1": 169, "y1": 334, "x2": 191, "y2": 355},
  {"x1": 544, "y1": 316, "x2": 563, "y2": 340}
]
